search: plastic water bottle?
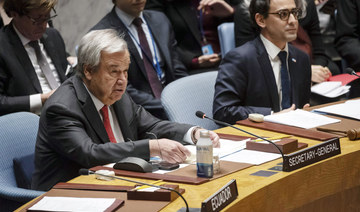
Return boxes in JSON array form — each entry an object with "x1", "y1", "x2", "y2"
[{"x1": 196, "y1": 130, "x2": 213, "y2": 178}]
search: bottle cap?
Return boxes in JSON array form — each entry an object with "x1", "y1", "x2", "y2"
[{"x1": 200, "y1": 130, "x2": 210, "y2": 138}]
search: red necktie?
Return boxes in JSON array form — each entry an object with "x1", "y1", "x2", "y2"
[
  {"x1": 133, "y1": 17, "x2": 163, "y2": 99},
  {"x1": 100, "y1": 105, "x2": 117, "y2": 143}
]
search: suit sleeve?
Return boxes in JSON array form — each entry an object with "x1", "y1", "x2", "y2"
[
  {"x1": 335, "y1": 0, "x2": 360, "y2": 71},
  {"x1": 302, "y1": 0, "x2": 340, "y2": 75},
  {"x1": 0, "y1": 56, "x2": 31, "y2": 115},
  {"x1": 44, "y1": 102, "x2": 150, "y2": 168},
  {"x1": 166, "y1": 15, "x2": 189, "y2": 78},
  {"x1": 213, "y1": 50, "x2": 271, "y2": 124},
  {"x1": 234, "y1": 3, "x2": 259, "y2": 47}
]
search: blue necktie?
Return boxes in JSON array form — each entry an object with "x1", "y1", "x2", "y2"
[{"x1": 278, "y1": 51, "x2": 291, "y2": 109}]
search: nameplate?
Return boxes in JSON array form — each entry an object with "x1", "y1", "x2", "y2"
[
  {"x1": 201, "y1": 179, "x2": 238, "y2": 212},
  {"x1": 283, "y1": 138, "x2": 341, "y2": 172}
]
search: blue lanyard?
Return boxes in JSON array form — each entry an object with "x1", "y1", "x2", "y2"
[
  {"x1": 127, "y1": 19, "x2": 163, "y2": 79},
  {"x1": 199, "y1": 8, "x2": 207, "y2": 44}
]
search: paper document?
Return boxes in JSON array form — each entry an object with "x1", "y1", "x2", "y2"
[
  {"x1": 264, "y1": 109, "x2": 341, "y2": 129},
  {"x1": 221, "y1": 149, "x2": 281, "y2": 165},
  {"x1": 184, "y1": 138, "x2": 249, "y2": 164},
  {"x1": 313, "y1": 99, "x2": 360, "y2": 120},
  {"x1": 311, "y1": 81, "x2": 350, "y2": 98},
  {"x1": 28, "y1": 196, "x2": 117, "y2": 212}
]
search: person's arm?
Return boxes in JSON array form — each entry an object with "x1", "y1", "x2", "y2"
[
  {"x1": 234, "y1": 3, "x2": 259, "y2": 47},
  {"x1": 302, "y1": 0, "x2": 340, "y2": 76},
  {"x1": 0, "y1": 62, "x2": 31, "y2": 115},
  {"x1": 45, "y1": 103, "x2": 151, "y2": 168},
  {"x1": 335, "y1": 0, "x2": 360, "y2": 71},
  {"x1": 166, "y1": 15, "x2": 189, "y2": 79}
]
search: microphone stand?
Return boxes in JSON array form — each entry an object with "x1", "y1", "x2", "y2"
[{"x1": 196, "y1": 112, "x2": 285, "y2": 163}]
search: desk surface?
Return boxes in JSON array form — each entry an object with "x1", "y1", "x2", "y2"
[{"x1": 16, "y1": 124, "x2": 360, "y2": 212}]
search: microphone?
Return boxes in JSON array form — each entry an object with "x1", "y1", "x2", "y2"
[
  {"x1": 345, "y1": 67, "x2": 360, "y2": 78},
  {"x1": 79, "y1": 168, "x2": 190, "y2": 212},
  {"x1": 195, "y1": 111, "x2": 285, "y2": 162}
]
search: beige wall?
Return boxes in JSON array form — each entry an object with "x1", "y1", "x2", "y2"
[{"x1": 52, "y1": 0, "x2": 114, "y2": 55}]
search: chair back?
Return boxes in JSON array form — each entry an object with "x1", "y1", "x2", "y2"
[
  {"x1": 218, "y1": 22, "x2": 235, "y2": 58},
  {"x1": 161, "y1": 71, "x2": 219, "y2": 130},
  {"x1": 0, "y1": 112, "x2": 44, "y2": 211}
]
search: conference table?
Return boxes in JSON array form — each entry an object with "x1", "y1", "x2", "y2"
[{"x1": 16, "y1": 108, "x2": 360, "y2": 211}]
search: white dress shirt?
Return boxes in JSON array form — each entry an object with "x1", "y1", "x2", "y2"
[{"x1": 13, "y1": 24, "x2": 61, "y2": 114}]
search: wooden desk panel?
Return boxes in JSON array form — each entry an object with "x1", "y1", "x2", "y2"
[{"x1": 15, "y1": 126, "x2": 360, "y2": 212}]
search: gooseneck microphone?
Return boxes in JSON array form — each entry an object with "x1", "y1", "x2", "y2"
[
  {"x1": 345, "y1": 67, "x2": 360, "y2": 78},
  {"x1": 195, "y1": 111, "x2": 285, "y2": 162},
  {"x1": 79, "y1": 168, "x2": 189, "y2": 212}
]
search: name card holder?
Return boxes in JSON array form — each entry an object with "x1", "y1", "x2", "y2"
[
  {"x1": 283, "y1": 137, "x2": 341, "y2": 172},
  {"x1": 201, "y1": 179, "x2": 238, "y2": 212},
  {"x1": 127, "y1": 184, "x2": 183, "y2": 201}
]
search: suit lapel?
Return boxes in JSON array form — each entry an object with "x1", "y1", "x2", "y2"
[
  {"x1": 7, "y1": 24, "x2": 42, "y2": 93},
  {"x1": 73, "y1": 76, "x2": 109, "y2": 144},
  {"x1": 255, "y1": 37, "x2": 280, "y2": 112},
  {"x1": 108, "y1": 8, "x2": 148, "y2": 78},
  {"x1": 41, "y1": 31, "x2": 66, "y2": 83}
]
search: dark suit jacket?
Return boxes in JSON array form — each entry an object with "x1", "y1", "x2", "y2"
[
  {"x1": 0, "y1": 23, "x2": 68, "y2": 115},
  {"x1": 213, "y1": 36, "x2": 311, "y2": 124},
  {"x1": 234, "y1": 0, "x2": 340, "y2": 75},
  {"x1": 145, "y1": 0, "x2": 241, "y2": 70},
  {"x1": 32, "y1": 76, "x2": 192, "y2": 191},
  {"x1": 335, "y1": 0, "x2": 360, "y2": 71},
  {"x1": 91, "y1": 8, "x2": 188, "y2": 119}
]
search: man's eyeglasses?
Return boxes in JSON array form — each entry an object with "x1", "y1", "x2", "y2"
[
  {"x1": 268, "y1": 8, "x2": 302, "y2": 21},
  {"x1": 26, "y1": 8, "x2": 57, "y2": 25}
]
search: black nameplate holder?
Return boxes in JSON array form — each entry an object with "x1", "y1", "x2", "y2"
[
  {"x1": 283, "y1": 137, "x2": 341, "y2": 172},
  {"x1": 201, "y1": 179, "x2": 238, "y2": 212}
]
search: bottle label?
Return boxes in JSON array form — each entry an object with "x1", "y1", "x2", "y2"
[{"x1": 197, "y1": 163, "x2": 213, "y2": 178}]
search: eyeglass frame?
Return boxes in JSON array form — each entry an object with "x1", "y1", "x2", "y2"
[
  {"x1": 25, "y1": 7, "x2": 58, "y2": 25},
  {"x1": 268, "y1": 8, "x2": 302, "y2": 21}
]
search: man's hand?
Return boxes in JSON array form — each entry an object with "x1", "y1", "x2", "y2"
[
  {"x1": 275, "y1": 104, "x2": 296, "y2": 115},
  {"x1": 311, "y1": 65, "x2": 332, "y2": 83},
  {"x1": 41, "y1": 89, "x2": 56, "y2": 104},
  {"x1": 209, "y1": 131, "x2": 220, "y2": 148},
  {"x1": 198, "y1": 54, "x2": 221, "y2": 68},
  {"x1": 149, "y1": 139, "x2": 191, "y2": 164},
  {"x1": 194, "y1": 128, "x2": 220, "y2": 148},
  {"x1": 198, "y1": 0, "x2": 234, "y2": 17}
]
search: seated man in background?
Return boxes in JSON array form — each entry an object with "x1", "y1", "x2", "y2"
[
  {"x1": 90, "y1": 0, "x2": 188, "y2": 120},
  {"x1": 234, "y1": 0, "x2": 340, "y2": 84},
  {"x1": 145, "y1": 0, "x2": 241, "y2": 74},
  {"x1": 213, "y1": 0, "x2": 311, "y2": 124},
  {"x1": 32, "y1": 29, "x2": 219, "y2": 191},
  {"x1": 0, "y1": 0, "x2": 70, "y2": 116},
  {"x1": 335, "y1": 0, "x2": 360, "y2": 72}
]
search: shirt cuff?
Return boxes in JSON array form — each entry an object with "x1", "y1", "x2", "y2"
[
  {"x1": 30, "y1": 94, "x2": 42, "y2": 115},
  {"x1": 183, "y1": 126, "x2": 196, "y2": 145}
]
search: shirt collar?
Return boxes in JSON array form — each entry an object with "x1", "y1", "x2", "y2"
[
  {"x1": 115, "y1": 6, "x2": 145, "y2": 28},
  {"x1": 83, "y1": 82, "x2": 106, "y2": 112},
  {"x1": 13, "y1": 23, "x2": 31, "y2": 46},
  {"x1": 260, "y1": 34, "x2": 289, "y2": 60}
]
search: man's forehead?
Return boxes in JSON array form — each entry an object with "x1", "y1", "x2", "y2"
[{"x1": 270, "y1": 0, "x2": 296, "y2": 10}]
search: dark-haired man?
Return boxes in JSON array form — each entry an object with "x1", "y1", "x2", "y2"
[
  {"x1": 213, "y1": 0, "x2": 311, "y2": 124},
  {"x1": 0, "y1": 0, "x2": 70, "y2": 115}
]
